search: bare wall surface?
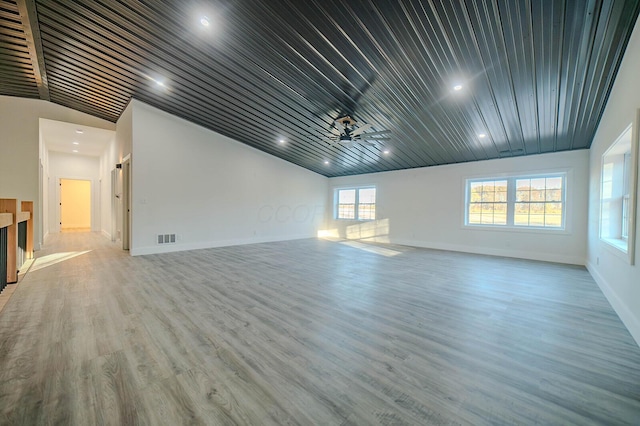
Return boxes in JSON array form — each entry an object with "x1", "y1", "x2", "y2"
[
  {"x1": 325, "y1": 149, "x2": 589, "y2": 265},
  {"x1": 130, "y1": 100, "x2": 328, "y2": 255},
  {"x1": 587, "y1": 17, "x2": 640, "y2": 346}
]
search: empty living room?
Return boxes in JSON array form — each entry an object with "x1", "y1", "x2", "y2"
[{"x1": 1, "y1": 1, "x2": 639, "y2": 424}]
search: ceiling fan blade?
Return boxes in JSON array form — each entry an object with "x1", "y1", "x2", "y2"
[
  {"x1": 360, "y1": 130, "x2": 391, "y2": 137},
  {"x1": 350, "y1": 123, "x2": 372, "y2": 136},
  {"x1": 361, "y1": 137, "x2": 391, "y2": 141}
]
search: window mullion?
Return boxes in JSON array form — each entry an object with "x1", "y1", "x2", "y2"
[
  {"x1": 353, "y1": 190, "x2": 357, "y2": 220},
  {"x1": 507, "y1": 177, "x2": 516, "y2": 226}
]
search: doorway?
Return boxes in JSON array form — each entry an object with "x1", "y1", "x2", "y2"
[
  {"x1": 121, "y1": 158, "x2": 131, "y2": 250},
  {"x1": 60, "y1": 178, "x2": 91, "y2": 232}
]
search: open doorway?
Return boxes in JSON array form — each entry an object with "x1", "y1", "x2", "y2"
[{"x1": 60, "y1": 178, "x2": 91, "y2": 232}]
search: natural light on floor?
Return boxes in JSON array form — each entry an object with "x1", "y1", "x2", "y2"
[
  {"x1": 338, "y1": 240, "x2": 401, "y2": 257},
  {"x1": 317, "y1": 219, "x2": 401, "y2": 257},
  {"x1": 28, "y1": 251, "x2": 92, "y2": 272}
]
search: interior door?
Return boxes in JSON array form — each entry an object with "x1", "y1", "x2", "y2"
[{"x1": 60, "y1": 178, "x2": 91, "y2": 231}]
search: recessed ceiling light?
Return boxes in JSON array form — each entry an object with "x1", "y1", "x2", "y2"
[
  {"x1": 72, "y1": 141, "x2": 80, "y2": 145},
  {"x1": 478, "y1": 133, "x2": 486, "y2": 138},
  {"x1": 279, "y1": 139, "x2": 285, "y2": 144},
  {"x1": 75, "y1": 129, "x2": 83, "y2": 134},
  {"x1": 324, "y1": 160, "x2": 329, "y2": 165},
  {"x1": 383, "y1": 149, "x2": 390, "y2": 154},
  {"x1": 453, "y1": 84, "x2": 463, "y2": 91},
  {"x1": 200, "y1": 16, "x2": 210, "y2": 26},
  {"x1": 72, "y1": 150, "x2": 79, "y2": 153}
]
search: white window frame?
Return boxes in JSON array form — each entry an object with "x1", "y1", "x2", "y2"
[
  {"x1": 599, "y1": 115, "x2": 639, "y2": 265},
  {"x1": 334, "y1": 186, "x2": 376, "y2": 221},
  {"x1": 464, "y1": 173, "x2": 567, "y2": 231}
]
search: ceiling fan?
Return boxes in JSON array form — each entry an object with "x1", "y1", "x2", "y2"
[{"x1": 328, "y1": 116, "x2": 391, "y2": 148}]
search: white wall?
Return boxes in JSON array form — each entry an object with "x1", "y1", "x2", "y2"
[
  {"x1": 99, "y1": 135, "x2": 117, "y2": 239},
  {"x1": 324, "y1": 149, "x2": 589, "y2": 265},
  {"x1": 109, "y1": 101, "x2": 133, "y2": 243},
  {"x1": 47, "y1": 151, "x2": 101, "y2": 233},
  {"x1": 586, "y1": 17, "x2": 640, "y2": 346},
  {"x1": 0, "y1": 96, "x2": 115, "y2": 248},
  {"x1": 129, "y1": 100, "x2": 327, "y2": 255}
]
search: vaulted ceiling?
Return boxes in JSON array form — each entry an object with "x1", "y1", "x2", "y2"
[{"x1": 1, "y1": 0, "x2": 639, "y2": 177}]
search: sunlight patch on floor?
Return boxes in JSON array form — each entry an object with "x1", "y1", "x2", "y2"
[
  {"x1": 29, "y1": 250, "x2": 92, "y2": 272},
  {"x1": 339, "y1": 240, "x2": 401, "y2": 257}
]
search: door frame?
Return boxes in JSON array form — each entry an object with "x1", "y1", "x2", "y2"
[
  {"x1": 58, "y1": 177, "x2": 93, "y2": 232},
  {"x1": 121, "y1": 155, "x2": 131, "y2": 250}
]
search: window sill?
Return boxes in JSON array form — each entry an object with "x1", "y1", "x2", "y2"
[
  {"x1": 463, "y1": 224, "x2": 569, "y2": 235},
  {"x1": 601, "y1": 237, "x2": 628, "y2": 254}
]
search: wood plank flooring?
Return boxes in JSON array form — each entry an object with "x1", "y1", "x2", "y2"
[{"x1": 0, "y1": 232, "x2": 639, "y2": 425}]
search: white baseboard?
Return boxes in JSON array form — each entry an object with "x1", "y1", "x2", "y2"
[
  {"x1": 586, "y1": 261, "x2": 640, "y2": 348},
  {"x1": 391, "y1": 238, "x2": 585, "y2": 265},
  {"x1": 130, "y1": 234, "x2": 314, "y2": 256}
]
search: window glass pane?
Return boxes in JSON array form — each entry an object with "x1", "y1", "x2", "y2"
[
  {"x1": 338, "y1": 205, "x2": 355, "y2": 219},
  {"x1": 482, "y1": 182, "x2": 495, "y2": 192},
  {"x1": 494, "y1": 203, "x2": 507, "y2": 225},
  {"x1": 358, "y1": 188, "x2": 376, "y2": 203},
  {"x1": 495, "y1": 190, "x2": 507, "y2": 202},
  {"x1": 530, "y1": 190, "x2": 545, "y2": 201},
  {"x1": 481, "y1": 191, "x2": 495, "y2": 202},
  {"x1": 530, "y1": 178, "x2": 546, "y2": 190},
  {"x1": 546, "y1": 177, "x2": 562, "y2": 189},
  {"x1": 337, "y1": 189, "x2": 356, "y2": 219},
  {"x1": 338, "y1": 189, "x2": 355, "y2": 203},
  {"x1": 516, "y1": 189, "x2": 530, "y2": 202},
  {"x1": 623, "y1": 153, "x2": 631, "y2": 195},
  {"x1": 546, "y1": 189, "x2": 562, "y2": 202},
  {"x1": 481, "y1": 203, "x2": 494, "y2": 224},
  {"x1": 514, "y1": 203, "x2": 529, "y2": 226},
  {"x1": 357, "y1": 188, "x2": 376, "y2": 220},
  {"x1": 470, "y1": 182, "x2": 483, "y2": 193},
  {"x1": 470, "y1": 191, "x2": 482, "y2": 202},
  {"x1": 529, "y1": 203, "x2": 545, "y2": 226},
  {"x1": 516, "y1": 178, "x2": 531, "y2": 190},
  {"x1": 622, "y1": 196, "x2": 630, "y2": 238}
]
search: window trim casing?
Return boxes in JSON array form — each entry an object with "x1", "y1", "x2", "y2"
[
  {"x1": 463, "y1": 172, "x2": 568, "y2": 232},
  {"x1": 599, "y1": 112, "x2": 639, "y2": 265},
  {"x1": 333, "y1": 186, "x2": 377, "y2": 221}
]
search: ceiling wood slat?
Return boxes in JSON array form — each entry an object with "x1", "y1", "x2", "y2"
[{"x1": 1, "y1": 0, "x2": 638, "y2": 176}]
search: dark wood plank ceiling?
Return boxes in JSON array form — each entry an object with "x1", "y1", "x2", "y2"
[
  {"x1": 1, "y1": 0, "x2": 639, "y2": 177},
  {"x1": 0, "y1": 0, "x2": 39, "y2": 98}
]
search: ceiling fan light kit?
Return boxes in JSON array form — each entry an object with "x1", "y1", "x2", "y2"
[{"x1": 329, "y1": 116, "x2": 391, "y2": 149}]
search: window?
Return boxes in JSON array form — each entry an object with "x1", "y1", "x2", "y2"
[
  {"x1": 600, "y1": 123, "x2": 637, "y2": 258},
  {"x1": 621, "y1": 152, "x2": 631, "y2": 240},
  {"x1": 335, "y1": 187, "x2": 376, "y2": 220},
  {"x1": 465, "y1": 174, "x2": 565, "y2": 229},
  {"x1": 514, "y1": 176, "x2": 563, "y2": 227},
  {"x1": 468, "y1": 180, "x2": 507, "y2": 225}
]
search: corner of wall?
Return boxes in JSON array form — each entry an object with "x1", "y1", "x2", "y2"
[{"x1": 586, "y1": 261, "x2": 640, "y2": 347}]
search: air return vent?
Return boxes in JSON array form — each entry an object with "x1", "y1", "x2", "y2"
[{"x1": 157, "y1": 234, "x2": 176, "y2": 244}]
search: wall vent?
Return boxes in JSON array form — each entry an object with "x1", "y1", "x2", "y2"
[{"x1": 157, "y1": 234, "x2": 176, "y2": 244}]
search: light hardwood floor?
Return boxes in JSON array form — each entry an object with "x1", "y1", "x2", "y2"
[{"x1": 0, "y1": 232, "x2": 639, "y2": 425}]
